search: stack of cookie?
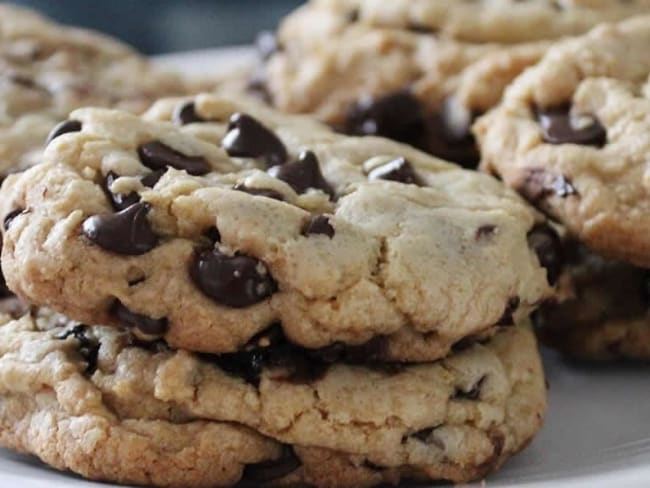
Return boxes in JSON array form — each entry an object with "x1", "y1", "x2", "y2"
[
  {"x1": 259, "y1": 0, "x2": 650, "y2": 168},
  {"x1": 475, "y1": 16, "x2": 650, "y2": 360},
  {"x1": 0, "y1": 90, "x2": 556, "y2": 487}
]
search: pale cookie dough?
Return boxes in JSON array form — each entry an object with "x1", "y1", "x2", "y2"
[
  {"x1": 0, "y1": 94, "x2": 553, "y2": 359},
  {"x1": 0, "y1": 308, "x2": 547, "y2": 486},
  {"x1": 534, "y1": 241, "x2": 650, "y2": 361},
  {"x1": 261, "y1": 1, "x2": 550, "y2": 167},
  {"x1": 475, "y1": 16, "x2": 650, "y2": 267},
  {"x1": 0, "y1": 3, "x2": 186, "y2": 175}
]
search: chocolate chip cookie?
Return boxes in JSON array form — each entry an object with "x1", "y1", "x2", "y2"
[
  {"x1": 311, "y1": 0, "x2": 650, "y2": 43},
  {"x1": 261, "y1": 1, "x2": 549, "y2": 168},
  {"x1": 0, "y1": 93, "x2": 553, "y2": 360},
  {"x1": 0, "y1": 307, "x2": 546, "y2": 486},
  {"x1": 475, "y1": 16, "x2": 650, "y2": 267},
  {"x1": 0, "y1": 3, "x2": 186, "y2": 176},
  {"x1": 533, "y1": 241, "x2": 650, "y2": 360}
]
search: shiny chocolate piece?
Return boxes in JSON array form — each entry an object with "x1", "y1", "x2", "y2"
[
  {"x1": 103, "y1": 171, "x2": 140, "y2": 211},
  {"x1": 82, "y1": 202, "x2": 159, "y2": 256},
  {"x1": 527, "y1": 224, "x2": 563, "y2": 286},
  {"x1": 46, "y1": 119, "x2": 82, "y2": 144},
  {"x1": 302, "y1": 215, "x2": 334, "y2": 238},
  {"x1": 267, "y1": 151, "x2": 334, "y2": 197},
  {"x1": 233, "y1": 183, "x2": 285, "y2": 202},
  {"x1": 538, "y1": 105, "x2": 606, "y2": 147},
  {"x1": 173, "y1": 101, "x2": 205, "y2": 126},
  {"x1": 222, "y1": 113, "x2": 288, "y2": 168},
  {"x1": 138, "y1": 141, "x2": 210, "y2": 176},
  {"x1": 518, "y1": 168, "x2": 577, "y2": 204},
  {"x1": 345, "y1": 91, "x2": 426, "y2": 146},
  {"x1": 191, "y1": 248, "x2": 277, "y2": 308},
  {"x1": 111, "y1": 300, "x2": 168, "y2": 335},
  {"x1": 367, "y1": 157, "x2": 423, "y2": 186},
  {"x1": 140, "y1": 169, "x2": 167, "y2": 188}
]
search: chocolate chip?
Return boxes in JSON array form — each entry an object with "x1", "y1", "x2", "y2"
[
  {"x1": 242, "y1": 446, "x2": 300, "y2": 482},
  {"x1": 3, "y1": 208, "x2": 24, "y2": 230},
  {"x1": 222, "y1": 113, "x2": 288, "y2": 168},
  {"x1": 173, "y1": 101, "x2": 205, "y2": 126},
  {"x1": 46, "y1": 119, "x2": 82, "y2": 144},
  {"x1": 345, "y1": 91, "x2": 426, "y2": 146},
  {"x1": 140, "y1": 169, "x2": 167, "y2": 188},
  {"x1": 425, "y1": 98, "x2": 481, "y2": 169},
  {"x1": 367, "y1": 157, "x2": 423, "y2": 186},
  {"x1": 453, "y1": 376, "x2": 487, "y2": 401},
  {"x1": 527, "y1": 224, "x2": 563, "y2": 286},
  {"x1": 138, "y1": 141, "x2": 210, "y2": 176},
  {"x1": 538, "y1": 105, "x2": 606, "y2": 147},
  {"x1": 204, "y1": 226, "x2": 221, "y2": 243},
  {"x1": 82, "y1": 202, "x2": 159, "y2": 256},
  {"x1": 497, "y1": 296, "x2": 520, "y2": 326},
  {"x1": 518, "y1": 168, "x2": 577, "y2": 203},
  {"x1": 267, "y1": 151, "x2": 334, "y2": 197},
  {"x1": 110, "y1": 300, "x2": 168, "y2": 335},
  {"x1": 102, "y1": 171, "x2": 140, "y2": 211},
  {"x1": 410, "y1": 427, "x2": 444, "y2": 449},
  {"x1": 302, "y1": 215, "x2": 334, "y2": 238},
  {"x1": 233, "y1": 183, "x2": 285, "y2": 202},
  {"x1": 191, "y1": 248, "x2": 277, "y2": 308},
  {"x1": 476, "y1": 225, "x2": 497, "y2": 240},
  {"x1": 255, "y1": 31, "x2": 281, "y2": 61},
  {"x1": 56, "y1": 324, "x2": 100, "y2": 375}
]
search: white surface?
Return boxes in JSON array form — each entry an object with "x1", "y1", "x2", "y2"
[{"x1": 1, "y1": 49, "x2": 649, "y2": 488}]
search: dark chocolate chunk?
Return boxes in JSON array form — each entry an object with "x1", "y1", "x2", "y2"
[
  {"x1": 140, "y1": 169, "x2": 167, "y2": 188},
  {"x1": 453, "y1": 376, "x2": 487, "y2": 401},
  {"x1": 82, "y1": 202, "x2": 159, "y2": 256},
  {"x1": 527, "y1": 224, "x2": 563, "y2": 286},
  {"x1": 191, "y1": 248, "x2": 277, "y2": 308},
  {"x1": 476, "y1": 225, "x2": 497, "y2": 240},
  {"x1": 110, "y1": 300, "x2": 168, "y2": 335},
  {"x1": 497, "y1": 296, "x2": 520, "y2": 326},
  {"x1": 222, "y1": 113, "x2": 288, "y2": 168},
  {"x1": 538, "y1": 105, "x2": 606, "y2": 147},
  {"x1": 242, "y1": 445, "x2": 300, "y2": 482},
  {"x1": 204, "y1": 226, "x2": 221, "y2": 244},
  {"x1": 233, "y1": 183, "x2": 285, "y2": 201},
  {"x1": 367, "y1": 157, "x2": 423, "y2": 186},
  {"x1": 518, "y1": 168, "x2": 577, "y2": 203},
  {"x1": 102, "y1": 171, "x2": 140, "y2": 211},
  {"x1": 345, "y1": 91, "x2": 426, "y2": 145},
  {"x1": 46, "y1": 119, "x2": 82, "y2": 144},
  {"x1": 56, "y1": 324, "x2": 100, "y2": 375},
  {"x1": 173, "y1": 101, "x2": 204, "y2": 126},
  {"x1": 425, "y1": 98, "x2": 480, "y2": 169},
  {"x1": 267, "y1": 151, "x2": 334, "y2": 197},
  {"x1": 302, "y1": 215, "x2": 334, "y2": 238},
  {"x1": 3, "y1": 208, "x2": 24, "y2": 231},
  {"x1": 138, "y1": 141, "x2": 210, "y2": 176}
]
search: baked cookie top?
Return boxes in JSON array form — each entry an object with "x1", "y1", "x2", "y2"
[
  {"x1": 475, "y1": 16, "x2": 650, "y2": 267},
  {"x1": 0, "y1": 3, "x2": 185, "y2": 175},
  {"x1": 262, "y1": 2, "x2": 550, "y2": 167},
  {"x1": 0, "y1": 93, "x2": 553, "y2": 358},
  {"x1": 0, "y1": 305, "x2": 546, "y2": 486},
  {"x1": 307, "y1": 0, "x2": 650, "y2": 43}
]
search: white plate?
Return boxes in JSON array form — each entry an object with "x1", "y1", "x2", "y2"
[{"x1": 1, "y1": 48, "x2": 649, "y2": 488}]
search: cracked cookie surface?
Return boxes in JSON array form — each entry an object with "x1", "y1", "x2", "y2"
[
  {"x1": 0, "y1": 93, "x2": 552, "y2": 359},
  {"x1": 475, "y1": 16, "x2": 650, "y2": 267},
  {"x1": 0, "y1": 3, "x2": 186, "y2": 176},
  {"x1": 0, "y1": 306, "x2": 546, "y2": 486}
]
